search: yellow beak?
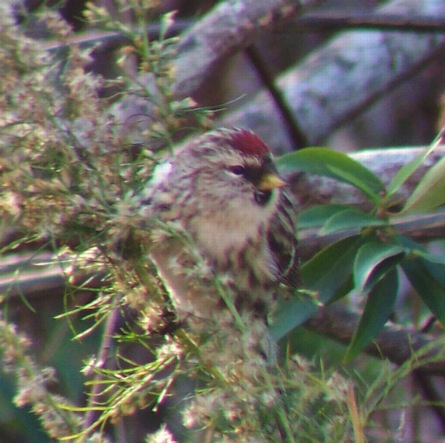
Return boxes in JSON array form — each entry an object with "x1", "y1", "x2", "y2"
[{"x1": 257, "y1": 173, "x2": 287, "y2": 191}]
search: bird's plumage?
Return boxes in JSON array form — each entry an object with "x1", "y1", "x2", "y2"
[{"x1": 142, "y1": 128, "x2": 299, "y2": 324}]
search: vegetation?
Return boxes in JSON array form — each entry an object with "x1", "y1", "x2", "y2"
[{"x1": 1, "y1": 1, "x2": 445, "y2": 442}]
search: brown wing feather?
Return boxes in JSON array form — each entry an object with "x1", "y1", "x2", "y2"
[{"x1": 267, "y1": 190, "x2": 300, "y2": 288}]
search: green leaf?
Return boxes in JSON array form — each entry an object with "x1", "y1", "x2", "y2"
[
  {"x1": 421, "y1": 260, "x2": 445, "y2": 288},
  {"x1": 413, "y1": 249, "x2": 445, "y2": 267},
  {"x1": 270, "y1": 235, "x2": 363, "y2": 341},
  {"x1": 270, "y1": 298, "x2": 317, "y2": 342},
  {"x1": 396, "y1": 233, "x2": 445, "y2": 266},
  {"x1": 386, "y1": 133, "x2": 444, "y2": 198},
  {"x1": 344, "y1": 268, "x2": 399, "y2": 362},
  {"x1": 395, "y1": 232, "x2": 445, "y2": 277},
  {"x1": 400, "y1": 156, "x2": 445, "y2": 214},
  {"x1": 298, "y1": 204, "x2": 347, "y2": 229},
  {"x1": 328, "y1": 164, "x2": 381, "y2": 201},
  {"x1": 320, "y1": 209, "x2": 386, "y2": 236},
  {"x1": 277, "y1": 148, "x2": 385, "y2": 202},
  {"x1": 302, "y1": 235, "x2": 363, "y2": 304},
  {"x1": 402, "y1": 257, "x2": 445, "y2": 324},
  {"x1": 353, "y1": 242, "x2": 405, "y2": 293}
]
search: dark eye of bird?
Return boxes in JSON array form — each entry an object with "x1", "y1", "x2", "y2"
[{"x1": 228, "y1": 165, "x2": 245, "y2": 176}]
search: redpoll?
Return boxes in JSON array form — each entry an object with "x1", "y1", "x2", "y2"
[{"x1": 142, "y1": 128, "x2": 299, "y2": 330}]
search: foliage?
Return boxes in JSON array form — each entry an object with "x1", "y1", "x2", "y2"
[
  {"x1": 274, "y1": 132, "x2": 445, "y2": 361},
  {"x1": 0, "y1": 1, "x2": 444, "y2": 443}
]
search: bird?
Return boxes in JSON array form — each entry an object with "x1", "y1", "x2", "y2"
[{"x1": 140, "y1": 128, "x2": 299, "y2": 340}]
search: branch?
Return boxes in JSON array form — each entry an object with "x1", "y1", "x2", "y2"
[
  {"x1": 0, "y1": 252, "x2": 103, "y2": 299},
  {"x1": 412, "y1": 370, "x2": 445, "y2": 432},
  {"x1": 304, "y1": 304, "x2": 445, "y2": 376},
  {"x1": 84, "y1": 297, "x2": 122, "y2": 429},
  {"x1": 295, "y1": 12, "x2": 445, "y2": 33},
  {"x1": 221, "y1": 0, "x2": 445, "y2": 151},
  {"x1": 42, "y1": 13, "x2": 445, "y2": 54},
  {"x1": 244, "y1": 45, "x2": 309, "y2": 149},
  {"x1": 2, "y1": 145, "x2": 445, "y2": 375},
  {"x1": 172, "y1": 0, "x2": 321, "y2": 98},
  {"x1": 4, "y1": 254, "x2": 445, "y2": 376},
  {"x1": 110, "y1": 0, "x2": 323, "y2": 138}
]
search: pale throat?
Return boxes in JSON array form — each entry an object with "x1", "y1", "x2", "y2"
[{"x1": 190, "y1": 195, "x2": 277, "y2": 262}]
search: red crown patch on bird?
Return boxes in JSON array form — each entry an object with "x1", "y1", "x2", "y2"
[{"x1": 228, "y1": 129, "x2": 271, "y2": 156}]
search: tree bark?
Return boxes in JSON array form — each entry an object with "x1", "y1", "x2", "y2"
[
  {"x1": 4, "y1": 252, "x2": 445, "y2": 376},
  {"x1": 221, "y1": 0, "x2": 445, "y2": 151},
  {"x1": 111, "y1": 0, "x2": 323, "y2": 138},
  {"x1": 173, "y1": 0, "x2": 321, "y2": 98},
  {"x1": 304, "y1": 304, "x2": 445, "y2": 376}
]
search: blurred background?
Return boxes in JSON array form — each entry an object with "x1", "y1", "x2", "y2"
[{"x1": 4, "y1": 1, "x2": 445, "y2": 442}]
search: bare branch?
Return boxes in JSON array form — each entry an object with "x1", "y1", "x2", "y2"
[
  {"x1": 221, "y1": 0, "x2": 445, "y2": 151},
  {"x1": 111, "y1": 0, "x2": 323, "y2": 135},
  {"x1": 295, "y1": 12, "x2": 445, "y2": 33},
  {"x1": 172, "y1": 0, "x2": 321, "y2": 98},
  {"x1": 4, "y1": 253, "x2": 445, "y2": 376},
  {"x1": 42, "y1": 13, "x2": 445, "y2": 54},
  {"x1": 304, "y1": 304, "x2": 445, "y2": 376},
  {"x1": 245, "y1": 45, "x2": 309, "y2": 148}
]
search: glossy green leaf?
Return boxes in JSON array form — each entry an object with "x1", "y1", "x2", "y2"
[
  {"x1": 421, "y1": 260, "x2": 445, "y2": 289},
  {"x1": 402, "y1": 257, "x2": 445, "y2": 324},
  {"x1": 344, "y1": 268, "x2": 399, "y2": 362},
  {"x1": 302, "y1": 235, "x2": 363, "y2": 304},
  {"x1": 270, "y1": 235, "x2": 363, "y2": 341},
  {"x1": 270, "y1": 297, "x2": 317, "y2": 341},
  {"x1": 320, "y1": 209, "x2": 386, "y2": 235},
  {"x1": 413, "y1": 249, "x2": 445, "y2": 266},
  {"x1": 328, "y1": 164, "x2": 382, "y2": 201},
  {"x1": 277, "y1": 148, "x2": 385, "y2": 202},
  {"x1": 386, "y1": 134, "x2": 443, "y2": 198},
  {"x1": 395, "y1": 233, "x2": 445, "y2": 279},
  {"x1": 401, "y1": 156, "x2": 445, "y2": 214},
  {"x1": 298, "y1": 204, "x2": 347, "y2": 229},
  {"x1": 353, "y1": 242, "x2": 405, "y2": 293}
]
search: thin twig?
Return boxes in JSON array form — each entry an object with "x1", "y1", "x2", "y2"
[
  {"x1": 245, "y1": 45, "x2": 309, "y2": 149},
  {"x1": 41, "y1": 13, "x2": 445, "y2": 55},
  {"x1": 84, "y1": 296, "x2": 122, "y2": 429},
  {"x1": 295, "y1": 13, "x2": 445, "y2": 33}
]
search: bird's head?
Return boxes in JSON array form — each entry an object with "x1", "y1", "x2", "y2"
[{"x1": 175, "y1": 128, "x2": 287, "y2": 215}]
